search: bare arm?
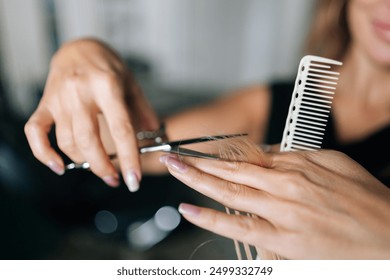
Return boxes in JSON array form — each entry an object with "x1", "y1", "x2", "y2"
[{"x1": 142, "y1": 84, "x2": 272, "y2": 174}]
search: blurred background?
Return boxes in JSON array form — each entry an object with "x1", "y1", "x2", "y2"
[{"x1": 0, "y1": 0, "x2": 313, "y2": 259}]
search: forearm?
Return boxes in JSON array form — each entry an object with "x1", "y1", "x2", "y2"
[
  {"x1": 165, "y1": 85, "x2": 268, "y2": 142},
  {"x1": 141, "y1": 85, "x2": 270, "y2": 174}
]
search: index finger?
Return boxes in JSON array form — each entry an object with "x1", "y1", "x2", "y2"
[
  {"x1": 180, "y1": 155, "x2": 283, "y2": 196},
  {"x1": 98, "y1": 92, "x2": 141, "y2": 192},
  {"x1": 24, "y1": 107, "x2": 65, "y2": 175}
]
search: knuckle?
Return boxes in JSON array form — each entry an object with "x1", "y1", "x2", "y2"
[
  {"x1": 284, "y1": 206, "x2": 307, "y2": 226},
  {"x1": 220, "y1": 180, "x2": 243, "y2": 204},
  {"x1": 24, "y1": 119, "x2": 49, "y2": 160},
  {"x1": 24, "y1": 119, "x2": 39, "y2": 137},
  {"x1": 57, "y1": 135, "x2": 76, "y2": 153},
  {"x1": 188, "y1": 168, "x2": 203, "y2": 186},
  {"x1": 236, "y1": 216, "x2": 258, "y2": 239},
  {"x1": 224, "y1": 161, "x2": 247, "y2": 176},
  {"x1": 97, "y1": 71, "x2": 121, "y2": 92},
  {"x1": 75, "y1": 129, "x2": 95, "y2": 150},
  {"x1": 64, "y1": 72, "x2": 82, "y2": 88},
  {"x1": 280, "y1": 171, "x2": 306, "y2": 197},
  {"x1": 207, "y1": 210, "x2": 220, "y2": 228},
  {"x1": 110, "y1": 122, "x2": 134, "y2": 140}
]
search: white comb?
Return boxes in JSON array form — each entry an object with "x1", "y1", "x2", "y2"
[
  {"x1": 280, "y1": 55, "x2": 342, "y2": 152},
  {"x1": 252, "y1": 55, "x2": 342, "y2": 260}
]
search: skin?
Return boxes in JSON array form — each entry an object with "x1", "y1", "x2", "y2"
[
  {"x1": 24, "y1": 38, "x2": 270, "y2": 189},
  {"x1": 161, "y1": 151, "x2": 390, "y2": 259},
  {"x1": 23, "y1": 0, "x2": 390, "y2": 258},
  {"x1": 24, "y1": 1, "x2": 390, "y2": 188},
  {"x1": 165, "y1": 0, "x2": 390, "y2": 259},
  {"x1": 332, "y1": 0, "x2": 390, "y2": 143}
]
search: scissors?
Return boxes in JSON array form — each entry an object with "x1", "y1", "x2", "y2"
[{"x1": 65, "y1": 133, "x2": 248, "y2": 171}]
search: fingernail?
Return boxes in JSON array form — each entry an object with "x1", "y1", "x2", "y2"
[
  {"x1": 159, "y1": 154, "x2": 171, "y2": 164},
  {"x1": 178, "y1": 203, "x2": 200, "y2": 217},
  {"x1": 125, "y1": 170, "x2": 139, "y2": 192},
  {"x1": 48, "y1": 160, "x2": 64, "y2": 175},
  {"x1": 103, "y1": 174, "x2": 120, "y2": 187},
  {"x1": 160, "y1": 155, "x2": 188, "y2": 173},
  {"x1": 159, "y1": 153, "x2": 179, "y2": 164}
]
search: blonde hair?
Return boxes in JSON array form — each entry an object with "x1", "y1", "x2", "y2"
[
  {"x1": 217, "y1": 137, "x2": 283, "y2": 260},
  {"x1": 304, "y1": 0, "x2": 349, "y2": 61},
  {"x1": 217, "y1": 137, "x2": 267, "y2": 165}
]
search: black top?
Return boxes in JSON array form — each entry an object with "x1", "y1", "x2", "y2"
[{"x1": 265, "y1": 81, "x2": 390, "y2": 187}]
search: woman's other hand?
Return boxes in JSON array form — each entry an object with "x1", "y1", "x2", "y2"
[
  {"x1": 161, "y1": 150, "x2": 390, "y2": 259},
  {"x1": 24, "y1": 38, "x2": 160, "y2": 191}
]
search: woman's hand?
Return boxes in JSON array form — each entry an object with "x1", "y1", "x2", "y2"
[
  {"x1": 24, "y1": 38, "x2": 160, "y2": 191},
  {"x1": 160, "y1": 150, "x2": 390, "y2": 259}
]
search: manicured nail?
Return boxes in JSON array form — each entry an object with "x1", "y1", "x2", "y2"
[
  {"x1": 47, "y1": 160, "x2": 64, "y2": 175},
  {"x1": 160, "y1": 155, "x2": 188, "y2": 173},
  {"x1": 159, "y1": 154, "x2": 171, "y2": 164},
  {"x1": 178, "y1": 203, "x2": 200, "y2": 217},
  {"x1": 103, "y1": 174, "x2": 120, "y2": 187},
  {"x1": 125, "y1": 170, "x2": 139, "y2": 192}
]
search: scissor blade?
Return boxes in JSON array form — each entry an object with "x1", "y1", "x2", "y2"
[
  {"x1": 158, "y1": 133, "x2": 247, "y2": 149},
  {"x1": 66, "y1": 133, "x2": 247, "y2": 171},
  {"x1": 168, "y1": 146, "x2": 219, "y2": 159}
]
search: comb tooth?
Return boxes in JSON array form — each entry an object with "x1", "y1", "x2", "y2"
[
  {"x1": 308, "y1": 68, "x2": 340, "y2": 76},
  {"x1": 309, "y1": 62, "x2": 332, "y2": 69},
  {"x1": 307, "y1": 73, "x2": 339, "y2": 81},
  {"x1": 304, "y1": 88, "x2": 335, "y2": 96},
  {"x1": 291, "y1": 140, "x2": 321, "y2": 149},
  {"x1": 309, "y1": 61, "x2": 341, "y2": 68},
  {"x1": 295, "y1": 123, "x2": 326, "y2": 131},
  {"x1": 306, "y1": 77, "x2": 338, "y2": 85},
  {"x1": 297, "y1": 114, "x2": 328, "y2": 123},
  {"x1": 305, "y1": 82, "x2": 336, "y2": 90},
  {"x1": 299, "y1": 110, "x2": 329, "y2": 119},
  {"x1": 292, "y1": 139, "x2": 322, "y2": 148},
  {"x1": 294, "y1": 131, "x2": 323, "y2": 140},
  {"x1": 302, "y1": 96, "x2": 333, "y2": 104},
  {"x1": 297, "y1": 118, "x2": 327, "y2": 127},
  {"x1": 301, "y1": 100, "x2": 332, "y2": 109},
  {"x1": 300, "y1": 110, "x2": 329, "y2": 118},
  {"x1": 300, "y1": 105, "x2": 330, "y2": 114},
  {"x1": 292, "y1": 135, "x2": 322, "y2": 144},
  {"x1": 295, "y1": 126, "x2": 325, "y2": 136}
]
